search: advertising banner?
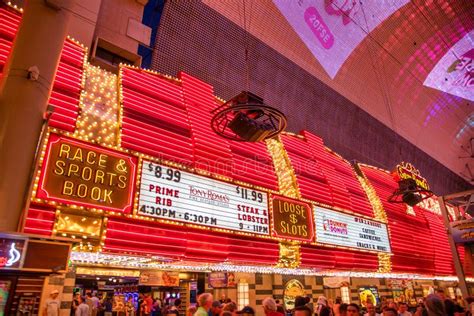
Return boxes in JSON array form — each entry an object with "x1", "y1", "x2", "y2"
[
  {"x1": 451, "y1": 219, "x2": 474, "y2": 244},
  {"x1": 424, "y1": 30, "x2": 473, "y2": 101},
  {"x1": 359, "y1": 287, "x2": 380, "y2": 307},
  {"x1": 272, "y1": 195, "x2": 314, "y2": 242},
  {"x1": 139, "y1": 271, "x2": 179, "y2": 287},
  {"x1": 323, "y1": 277, "x2": 350, "y2": 288},
  {"x1": 138, "y1": 160, "x2": 270, "y2": 235},
  {"x1": 394, "y1": 162, "x2": 430, "y2": 190},
  {"x1": 208, "y1": 272, "x2": 237, "y2": 288},
  {"x1": 273, "y1": 0, "x2": 409, "y2": 78},
  {"x1": 208, "y1": 272, "x2": 227, "y2": 288},
  {"x1": 386, "y1": 279, "x2": 413, "y2": 289},
  {"x1": 37, "y1": 133, "x2": 137, "y2": 213},
  {"x1": 314, "y1": 206, "x2": 391, "y2": 253}
]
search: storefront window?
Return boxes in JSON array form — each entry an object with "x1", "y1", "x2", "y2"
[
  {"x1": 341, "y1": 286, "x2": 350, "y2": 304},
  {"x1": 238, "y1": 282, "x2": 249, "y2": 310}
]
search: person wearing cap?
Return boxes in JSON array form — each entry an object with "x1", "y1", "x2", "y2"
[
  {"x1": 262, "y1": 298, "x2": 284, "y2": 316},
  {"x1": 236, "y1": 306, "x2": 255, "y2": 316},
  {"x1": 209, "y1": 301, "x2": 222, "y2": 316},
  {"x1": 195, "y1": 293, "x2": 213, "y2": 316},
  {"x1": 43, "y1": 290, "x2": 61, "y2": 316}
]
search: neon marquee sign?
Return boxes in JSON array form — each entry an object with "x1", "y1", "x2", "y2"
[
  {"x1": 393, "y1": 162, "x2": 430, "y2": 191},
  {"x1": 271, "y1": 195, "x2": 314, "y2": 242},
  {"x1": 0, "y1": 238, "x2": 26, "y2": 269},
  {"x1": 36, "y1": 133, "x2": 137, "y2": 213}
]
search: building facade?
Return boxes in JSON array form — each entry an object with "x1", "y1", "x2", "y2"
[{"x1": 0, "y1": 1, "x2": 472, "y2": 316}]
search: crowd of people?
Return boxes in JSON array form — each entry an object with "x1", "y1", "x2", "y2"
[
  {"x1": 69, "y1": 292, "x2": 169, "y2": 316},
  {"x1": 46, "y1": 288, "x2": 473, "y2": 316},
  {"x1": 185, "y1": 289, "x2": 474, "y2": 316}
]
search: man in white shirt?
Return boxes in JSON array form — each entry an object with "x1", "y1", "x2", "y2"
[
  {"x1": 364, "y1": 302, "x2": 381, "y2": 316},
  {"x1": 43, "y1": 290, "x2": 60, "y2": 316},
  {"x1": 398, "y1": 302, "x2": 412, "y2": 316}
]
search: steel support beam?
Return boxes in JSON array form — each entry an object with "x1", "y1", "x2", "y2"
[{"x1": 438, "y1": 195, "x2": 469, "y2": 297}]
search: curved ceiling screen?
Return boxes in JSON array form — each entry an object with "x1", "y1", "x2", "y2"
[
  {"x1": 273, "y1": 0, "x2": 409, "y2": 78},
  {"x1": 423, "y1": 30, "x2": 473, "y2": 101}
]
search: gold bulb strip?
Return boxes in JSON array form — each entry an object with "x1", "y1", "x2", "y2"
[
  {"x1": 276, "y1": 241, "x2": 301, "y2": 268},
  {"x1": 74, "y1": 64, "x2": 119, "y2": 146},
  {"x1": 377, "y1": 253, "x2": 392, "y2": 273},
  {"x1": 353, "y1": 164, "x2": 391, "y2": 273},
  {"x1": 266, "y1": 137, "x2": 300, "y2": 199},
  {"x1": 266, "y1": 137, "x2": 302, "y2": 267}
]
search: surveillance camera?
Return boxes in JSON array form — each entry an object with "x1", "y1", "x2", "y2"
[{"x1": 27, "y1": 66, "x2": 40, "y2": 81}]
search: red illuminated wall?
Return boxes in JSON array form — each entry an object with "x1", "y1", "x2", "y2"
[
  {"x1": 112, "y1": 68, "x2": 381, "y2": 270},
  {"x1": 359, "y1": 164, "x2": 461, "y2": 275},
  {"x1": 281, "y1": 131, "x2": 374, "y2": 217},
  {"x1": 0, "y1": 4, "x2": 85, "y2": 132},
  {"x1": 105, "y1": 217, "x2": 280, "y2": 265},
  {"x1": 151, "y1": 1, "x2": 471, "y2": 197},
  {"x1": 4, "y1": 2, "x2": 469, "y2": 275},
  {"x1": 300, "y1": 244, "x2": 379, "y2": 271},
  {"x1": 120, "y1": 67, "x2": 279, "y2": 190},
  {"x1": 0, "y1": 5, "x2": 19, "y2": 78},
  {"x1": 48, "y1": 39, "x2": 85, "y2": 131},
  {"x1": 23, "y1": 205, "x2": 56, "y2": 236},
  {"x1": 104, "y1": 217, "x2": 381, "y2": 271}
]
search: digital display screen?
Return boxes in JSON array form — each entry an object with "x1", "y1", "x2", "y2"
[
  {"x1": 424, "y1": 30, "x2": 473, "y2": 101},
  {"x1": 359, "y1": 287, "x2": 380, "y2": 307},
  {"x1": 314, "y1": 206, "x2": 391, "y2": 253},
  {"x1": 273, "y1": 0, "x2": 409, "y2": 78},
  {"x1": 138, "y1": 160, "x2": 270, "y2": 235}
]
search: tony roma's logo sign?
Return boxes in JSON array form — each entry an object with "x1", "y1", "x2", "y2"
[
  {"x1": 37, "y1": 133, "x2": 137, "y2": 213},
  {"x1": 271, "y1": 195, "x2": 314, "y2": 242}
]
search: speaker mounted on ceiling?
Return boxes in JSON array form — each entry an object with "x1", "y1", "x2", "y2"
[
  {"x1": 388, "y1": 162, "x2": 434, "y2": 207},
  {"x1": 211, "y1": 91, "x2": 287, "y2": 142}
]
